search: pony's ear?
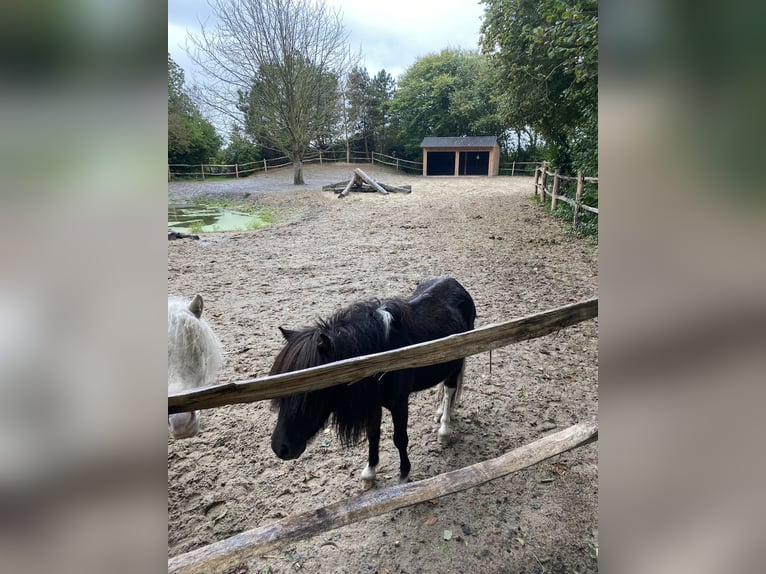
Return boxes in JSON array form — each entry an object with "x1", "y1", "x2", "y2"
[
  {"x1": 278, "y1": 326, "x2": 295, "y2": 341},
  {"x1": 317, "y1": 333, "x2": 331, "y2": 352},
  {"x1": 189, "y1": 294, "x2": 203, "y2": 318}
]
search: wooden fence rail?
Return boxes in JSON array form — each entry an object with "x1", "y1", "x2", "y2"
[
  {"x1": 499, "y1": 161, "x2": 538, "y2": 176},
  {"x1": 169, "y1": 153, "x2": 543, "y2": 181},
  {"x1": 533, "y1": 161, "x2": 599, "y2": 227},
  {"x1": 168, "y1": 151, "x2": 423, "y2": 181},
  {"x1": 168, "y1": 298, "x2": 598, "y2": 414},
  {"x1": 168, "y1": 418, "x2": 598, "y2": 574}
]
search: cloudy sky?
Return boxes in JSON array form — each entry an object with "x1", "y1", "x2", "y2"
[{"x1": 168, "y1": 0, "x2": 487, "y2": 82}]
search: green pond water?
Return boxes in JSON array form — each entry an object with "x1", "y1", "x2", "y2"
[{"x1": 168, "y1": 204, "x2": 272, "y2": 233}]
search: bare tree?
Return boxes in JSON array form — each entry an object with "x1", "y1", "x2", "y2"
[{"x1": 187, "y1": 0, "x2": 356, "y2": 184}]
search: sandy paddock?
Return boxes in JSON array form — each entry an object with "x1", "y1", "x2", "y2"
[{"x1": 168, "y1": 163, "x2": 598, "y2": 574}]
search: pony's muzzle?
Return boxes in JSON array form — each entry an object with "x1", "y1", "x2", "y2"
[
  {"x1": 271, "y1": 436, "x2": 306, "y2": 460},
  {"x1": 168, "y1": 411, "x2": 201, "y2": 439}
]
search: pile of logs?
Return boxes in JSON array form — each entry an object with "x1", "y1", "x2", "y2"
[{"x1": 323, "y1": 168, "x2": 411, "y2": 198}]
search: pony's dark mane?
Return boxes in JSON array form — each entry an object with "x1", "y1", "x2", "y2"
[{"x1": 271, "y1": 297, "x2": 411, "y2": 446}]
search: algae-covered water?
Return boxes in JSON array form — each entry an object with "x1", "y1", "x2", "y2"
[{"x1": 168, "y1": 204, "x2": 274, "y2": 233}]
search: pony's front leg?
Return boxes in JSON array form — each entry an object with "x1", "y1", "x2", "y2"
[
  {"x1": 391, "y1": 401, "x2": 411, "y2": 483},
  {"x1": 361, "y1": 405, "x2": 382, "y2": 483}
]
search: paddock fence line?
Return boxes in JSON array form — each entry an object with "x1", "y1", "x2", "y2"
[
  {"x1": 533, "y1": 161, "x2": 599, "y2": 227},
  {"x1": 168, "y1": 152, "x2": 539, "y2": 181},
  {"x1": 168, "y1": 150, "x2": 424, "y2": 181},
  {"x1": 499, "y1": 160, "x2": 538, "y2": 177},
  {"x1": 168, "y1": 418, "x2": 598, "y2": 574},
  {"x1": 168, "y1": 297, "x2": 597, "y2": 413},
  {"x1": 168, "y1": 298, "x2": 598, "y2": 571}
]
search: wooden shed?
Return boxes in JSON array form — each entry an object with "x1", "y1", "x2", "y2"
[{"x1": 420, "y1": 136, "x2": 501, "y2": 176}]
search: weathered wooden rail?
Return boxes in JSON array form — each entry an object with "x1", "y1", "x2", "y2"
[
  {"x1": 168, "y1": 418, "x2": 598, "y2": 574},
  {"x1": 169, "y1": 297, "x2": 598, "y2": 413}
]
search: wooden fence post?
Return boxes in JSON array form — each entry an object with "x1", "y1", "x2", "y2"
[
  {"x1": 574, "y1": 172, "x2": 584, "y2": 227},
  {"x1": 540, "y1": 161, "x2": 548, "y2": 200},
  {"x1": 551, "y1": 169, "x2": 560, "y2": 211},
  {"x1": 263, "y1": 158, "x2": 267, "y2": 173},
  {"x1": 168, "y1": 166, "x2": 171, "y2": 182},
  {"x1": 511, "y1": 161, "x2": 516, "y2": 177},
  {"x1": 319, "y1": 150, "x2": 323, "y2": 165},
  {"x1": 534, "y1": 165, "x2": 540, "y2": 197},
  {"x1": 201, "y1": 165, "x2": 205, "y2": 181},
  {"x1": 235, "y1": 164, "x2": 239, "y2": 179},
  {"x1": 396, "y1": 158, "x2": 399, "y2": 172}
]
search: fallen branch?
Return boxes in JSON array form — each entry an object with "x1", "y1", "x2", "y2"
[
  {"x1": 168, "y1": 229, "x2": 200, "y2": 240},
  {"x1": 168, "y1": 419, "x2": 598, "y2": 574},
  {"x1": 339, "y1": 175, "x2": 357, "y2": 198},
  {"x1": 325, "y1": 169, "x2": 411, "y2": 197},
  {"x1": 354, "y1": 168, "x2": 388, "y2": 194}
]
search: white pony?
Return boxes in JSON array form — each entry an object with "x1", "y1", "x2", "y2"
[{"x1": 168, "y1": 294, "x2": 223, "y2": 439}]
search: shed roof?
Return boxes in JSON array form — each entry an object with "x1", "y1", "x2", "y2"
[{"x1": 420, "y1": 136, "x2": 498, "y2": 148}]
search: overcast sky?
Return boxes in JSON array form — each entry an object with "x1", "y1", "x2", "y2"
[{"x1": 168, "y1": 0, "x2": 487, "y2": 83}]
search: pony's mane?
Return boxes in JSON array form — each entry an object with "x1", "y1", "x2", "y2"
[
  {"x1": 168, "y1": 296, "x2": 223, "y2": 392},
  {"x1": 271, "y1": 297, "x2": 412, "y2": 446}
]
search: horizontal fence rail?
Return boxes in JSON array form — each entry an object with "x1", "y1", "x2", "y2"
[
  {"x1": 168, "y1": 297, "x2": 598, "y2": 414},
  {"x1": 168, "y1": 151, "x2": 425, "y2": 180},
  {"x1": 168, "y1": 418, "x2": 598, "y2": 574},
  {"x1": 499, "y1": 161, "x2": 538, "y2": 176},
  {"x1": 168, "y1": 152, "x2": 542, "y2": 180}
]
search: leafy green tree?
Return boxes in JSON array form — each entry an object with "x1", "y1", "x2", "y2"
[
  {"x1": 389, "y1": 49, "x2": 503, "y2": 160},
  {"x1": 344, "y1": 66, "x2": 371, "y2": 156},
  {"x1": 341, "y1": 67, "x2": 396, "y2": 158},
  {"x1": 222, "y1": 125, "x2": 262, "y2": 167},
  {"x1": 480, "y1": 0, "x2": 598, "y2": 174},
  {"x1": 367, "y1": 70, "x2": 396, "y2": 155},
  {"x1": 186, "y1": 0, "x2": 355, "y2": 184},
  {"x1": 168, "y1": 53, "x2": 221, "y2": 166}
]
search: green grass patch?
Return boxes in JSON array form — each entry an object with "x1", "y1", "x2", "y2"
[{"x1": 533, "y1": 194, "x2": 598, "y2": 243}]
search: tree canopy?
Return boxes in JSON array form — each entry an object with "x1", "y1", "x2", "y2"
[
  {"x1": 168, "y1": 53, "x2": 221, "y2": 166},
  {"x1": 187, "y1": 0, "x2": 355, "y2": 184},
  {"x1": 171, "y1": 2, "x2": 598, "y2": 177},
  {"x1": 389, "y1": 49, "x2": 503, "y2": 160},
  {"x1": 342, "y1": 67, "x2": 396, "y2": 158},
  {"x1": 480, "y1": 0, "x2": 598, "y2": 174}
]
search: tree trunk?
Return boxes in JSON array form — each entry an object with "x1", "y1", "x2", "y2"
[{"x1": 293, "y1": 157, "x2": 305, "y2": 185}]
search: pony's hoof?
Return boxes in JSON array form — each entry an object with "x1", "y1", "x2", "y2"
[
  {"x1": 361, "y1": 465, "x2": 377, "y2": 482},
  {"x1": 399, "y1": 474, "x2": 411, "y2": 485},
  {"x1": 437, "y1": 428, "x2": 451, "y2": 445}
]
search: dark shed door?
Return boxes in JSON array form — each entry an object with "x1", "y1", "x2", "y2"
[
  {"x1": 459, "y1": 151, "x2": 489, "y2": 175},
  {"x1": 426, "y1": 151, "x2": 456, "y2": 175}
]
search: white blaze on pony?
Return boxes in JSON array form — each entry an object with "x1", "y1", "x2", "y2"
[{"x1": 167, "y1": 294, "x2": 223, "y2": 439}]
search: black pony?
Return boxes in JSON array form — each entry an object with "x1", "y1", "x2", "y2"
[{"x1": 270, "y1": 277, "x2": 476, "y2": 483}]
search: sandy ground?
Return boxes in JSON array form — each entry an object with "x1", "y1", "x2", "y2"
[{"x1": 168, "y1": 163, "x2": 599, "y2": 573}]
